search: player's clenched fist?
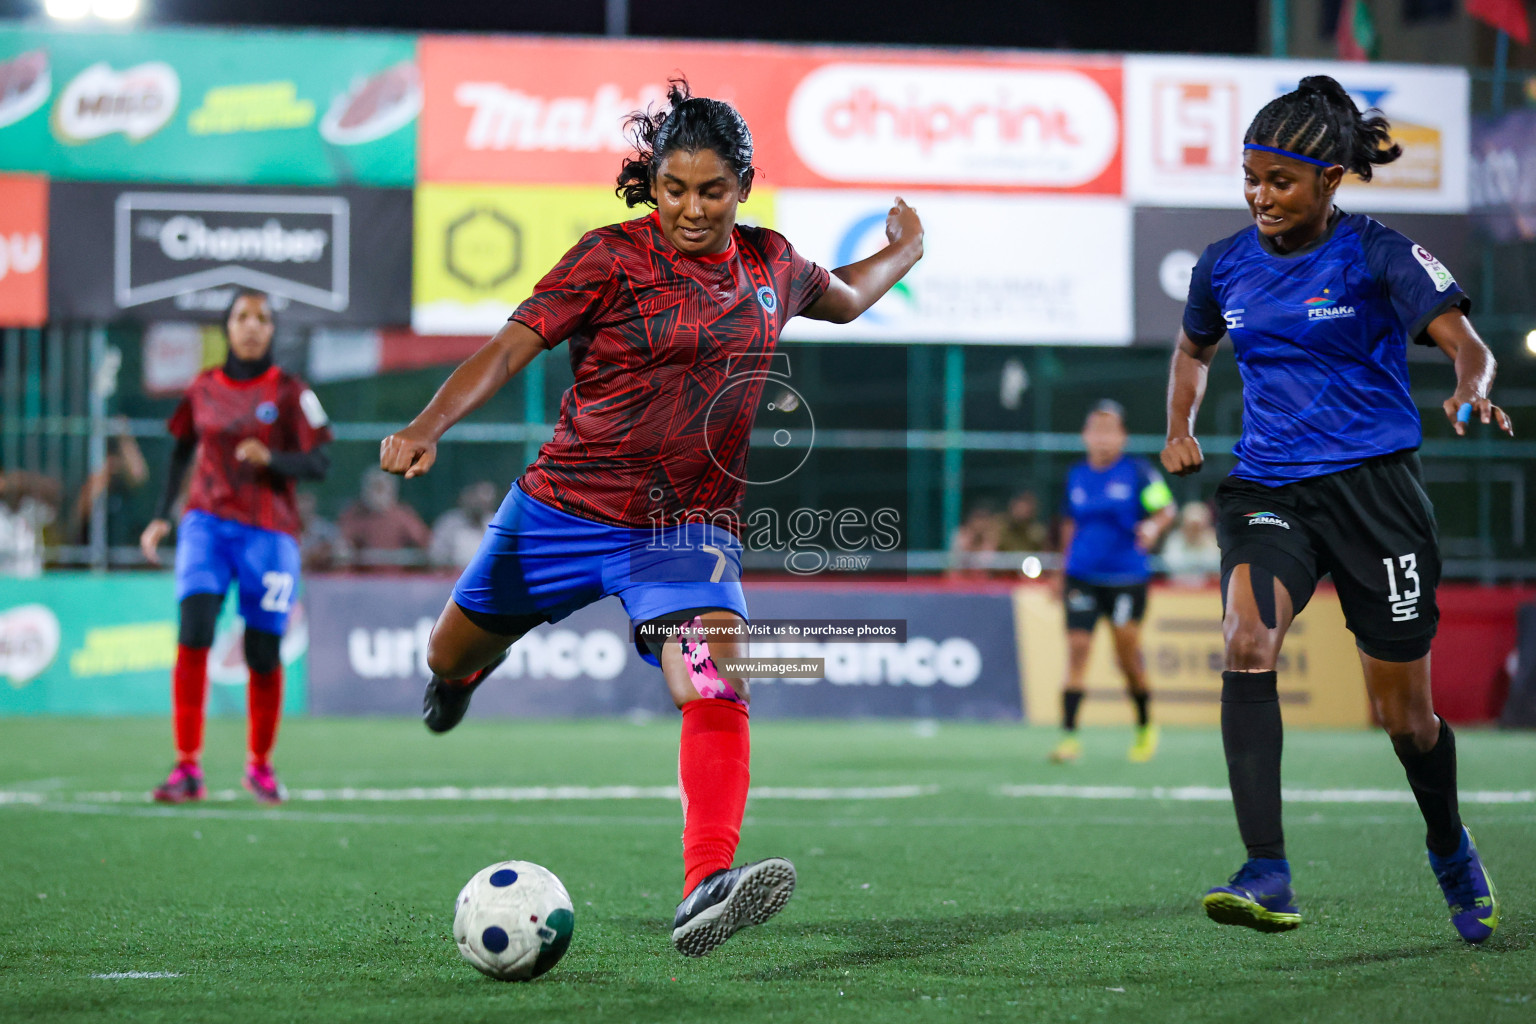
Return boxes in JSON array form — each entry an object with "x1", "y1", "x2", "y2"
[
  {"x1": 885, "y1": 197, "x2": 923, "y2": 254},
  {"x1": 1161, "y1": 435, "x2": 1204, "y2": 476},
  {"x1": 380, "y1": 427, "x2": 437, "y2": 479}
]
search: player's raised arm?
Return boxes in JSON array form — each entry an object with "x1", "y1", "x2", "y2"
[
  {"x1": 380, "y1": 321, "x2": 549, "y2": 479},
  {"x1": 801, "y1": 198, "x2": 923, "y2": 324},
  {"x1": 1426, "y1": 310, "x2": 1514, "y2": 438},
  {"x1": 1162, "y1": 329, "x2": 1217, "y2": 477}
]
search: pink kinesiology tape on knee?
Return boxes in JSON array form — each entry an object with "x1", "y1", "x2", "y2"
[{"x1": 678, "y1": 617, "x2": 743, "y2": 704}]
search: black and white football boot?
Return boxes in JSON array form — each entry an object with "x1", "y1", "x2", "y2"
[
  {"x1": 671, "y1": 857, "x2": 797, "y2": 957},
  {"x1": 421, "y1": 651, "x2": 508, "y2": 734}
]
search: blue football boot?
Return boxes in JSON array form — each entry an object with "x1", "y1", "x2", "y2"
[
  {"x1": 1202, "y1": 858, "x2": 1302, "y2": 933},
  {"x1": 1428, "y1": 827, "x2": 1499, "y2": 944}
]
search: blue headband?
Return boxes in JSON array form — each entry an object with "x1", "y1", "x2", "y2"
[{"x1": 1243, "y1": 143, "x2": 1338, "y2": 168}]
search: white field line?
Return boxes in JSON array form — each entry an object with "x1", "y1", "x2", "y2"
[
  {"x1": 0, "y1": 783, "x2": 939, "y2": 806},
  {"x1": 91, "y1": 972, "x2": 183, "y2": 980},
  {"x1": 997, "y1": 784, "x2": 1536, "y2": 805}
]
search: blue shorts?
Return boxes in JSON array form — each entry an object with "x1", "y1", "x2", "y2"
[
  {"x1": 452, "y1": 483, "x2": 748, "y2": 662},
  {"x1": 174, "y1": 509, "x2": 302, "y2": 635}
]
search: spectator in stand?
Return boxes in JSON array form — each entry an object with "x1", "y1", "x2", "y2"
[
  {"x1": 71, "y1": 419, "x2": 149, "y2": 547},
  {"x1": 947, "y1": 501, "x2": 1003, "y2": 578},
  {"x1": 338, "y1": 468, "x2": 430, "y2": 569},
  {"x1": 296, "y1": 491, "x2": 348, "y2": 571},
  {"x1": 996, "y1": 489, "x2": 1049, "y2": 553},
  {"x1": 431, "y1": 480, "x2": 500, "y2": 569},
  {"x1": 1160, "y1": 500, "x2": 1222, "y2": 587},
  {"x1": 0, "y1": 465, "x2": 61, "y2": 577}
]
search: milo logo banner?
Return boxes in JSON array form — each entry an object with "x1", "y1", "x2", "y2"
[
  {"x1": 0, "y1": 25, "x2": 417, "y2": 186},
  {"x1": 48, "y1": 182, "x2": 412, "y2": 325}
]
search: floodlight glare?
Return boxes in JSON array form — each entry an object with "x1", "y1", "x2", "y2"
[
  {"x1": 91, "y1": 0, "x2": 140, "y2": 19},
  {"x1": 1526, "y1": 329, "x2": 1536, "y2": 357},
  {"x1": 44, "y1": 0, "x2": 92, "y2": 19}
]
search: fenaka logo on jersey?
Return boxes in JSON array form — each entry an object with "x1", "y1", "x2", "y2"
[
  {"x1": 53, "y1": 61, "x2": 180, "y2": 143},
  {"x1": 1305, "y1": 292, "x2": 1356, "y2": 321},
  {"x1": 786, "y1": 63, "x2": 1120, "y2": 188},
  {"x1": 1244, "y1": 511, "x2": 1290, "y2": 529},
  {"x1": 114, "y1": 193, "x2": 349, "y2": 313},
  {"x1": 1413, "y1": 245, "x2": 1456, "y2": 292}
]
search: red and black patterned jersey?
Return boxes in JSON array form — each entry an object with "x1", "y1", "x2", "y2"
[
  {"x1": 511, "y1": 212, "x2": 829, "y2": 528},
  {"x1": 168, "y1": 366, "x2": 333, "y2": 537}
]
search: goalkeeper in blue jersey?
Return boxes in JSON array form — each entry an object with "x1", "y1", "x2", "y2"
[
  {"x1": 1163, "y1": 75, "x2": 1514, "y2": 943},
  {"x1": 1051, "y1": 400, "x2": 1175, "y2": 766}
]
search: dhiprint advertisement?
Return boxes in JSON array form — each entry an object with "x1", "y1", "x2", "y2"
[
  {"x1": 0, "y1": 173, "x2": 47, "y2": 328},
  {"x1": 1124, "y1": 56, "x2": 1469, "y2": 213},
  {"x1": 0, "y1": 25, "x2": 417, "y2": 185},
  {"x1": 418, "y1": 35, "x2": 1123, "y2": 195},
  {"x1": 778, "y1": 190, "x2": 1132, "y2": 344},
  {"x1": 48, "y1": 182, "x2": 412, "y2": 326}
]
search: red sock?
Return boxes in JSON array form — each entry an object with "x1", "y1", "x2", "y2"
[
  {"x1": 247, "y1": 666, "x2": 283, "y2": 767},
  {"x1": 678, "y1": 698, "x2": 750, "y2": 896},
  {"x1": 172, "y1": 645, "x2": 210, "y2": 763}
]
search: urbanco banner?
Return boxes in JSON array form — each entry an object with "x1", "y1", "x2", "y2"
[
  {"x1": 0, "y1": 25, "x2": 417, "y2": 186},
  {"x1": 419, "y1": 35, "x2": 1124, "y2": 195},
  {"x1": 307, "y1": 576, "x2": 1023, "y2": 720},
  {"x1": 1124, "y1": 55, "x2": 1468, "y2": 213},
  {"x1": 48, "y1": 182, "x2": 412, "y2": 326},
  {"x1": 777, "y1": 190, "x2": 1132, "y2": 345}
]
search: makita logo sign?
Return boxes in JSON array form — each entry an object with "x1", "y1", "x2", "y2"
[
  {"x1": 114, "y1": 192, "x2": 349, "y2": 312},
  {"x1": 787, "y1": 64, "x2": 1119, "y2": 187},
  {"x1": 455, "y1": 81, "x2": 667, "y2": 152}
]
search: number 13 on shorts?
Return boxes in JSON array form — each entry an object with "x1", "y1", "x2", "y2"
[{"x1": 1382, "y1": 553, "x2": 1420, "y2": 622}]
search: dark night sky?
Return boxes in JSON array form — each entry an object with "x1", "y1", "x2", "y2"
[{"x1": 0, "y1": 0, "x2": 1260, "y2": 54}]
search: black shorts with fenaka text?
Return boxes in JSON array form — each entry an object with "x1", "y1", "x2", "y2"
[{"x1": 1214, "y1": 450, "x2": 1440, "y2": 662}]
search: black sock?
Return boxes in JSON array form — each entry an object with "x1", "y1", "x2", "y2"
[
  {"x1": 1062, "y1": 691, "x2": 1084, "y2": 732},
  {"x1": 1131, "y1": 691, "x2": 1150, "y2": 727},
  {"x1": 1393, "y1": 717, "x2": 1463, "y2": 858},
  {"x1": 1221, "y1": 670, "x2": 1286, "y2": 861}
]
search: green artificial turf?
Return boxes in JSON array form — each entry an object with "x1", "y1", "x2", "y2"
[{"x1": 1, "y1": 717, "x2": 1532, "y2": 1023}]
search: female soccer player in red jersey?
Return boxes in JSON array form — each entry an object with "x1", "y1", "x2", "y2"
[
  {"x1": 141, "y1": 289, "x2": 333, "y2": 805},
  {"x1": 380, "y1": 80, "x2": 923, "y2": 957}
]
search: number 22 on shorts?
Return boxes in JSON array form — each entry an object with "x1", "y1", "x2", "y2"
[
  {"x1": 261, "y1": 572, "x2": 294, "y2": 613},
  {"x1": 1382, "y1": 553, "x2": 1420, "y2": 622}
]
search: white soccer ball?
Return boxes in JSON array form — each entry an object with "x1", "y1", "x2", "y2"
[{"x1": 452, "y1": 860, "x2": 575, "y2": 981}]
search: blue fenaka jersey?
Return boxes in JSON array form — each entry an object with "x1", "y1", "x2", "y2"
[
  {"x1": 1182, "y1": 211, "x2": 1469, "y2": 486},
  {"x1": 1062, "y1": 455, "x2": 1173, "y2": 586}
]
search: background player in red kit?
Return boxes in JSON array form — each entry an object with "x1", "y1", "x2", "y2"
[
  {"x1": 380, "y1": 80, "x2": 923, "y2": 956},
  {"x1": 140, "y1": 289, "x2": 333, "y2": 805}
]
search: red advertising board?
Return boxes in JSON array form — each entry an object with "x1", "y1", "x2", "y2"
[
  {"x1": 419, "y1": 36, "x2": 1123, "y2": 194},
  {"x1": 0, "y1": 174, "x2": 46, "y2": 327}
]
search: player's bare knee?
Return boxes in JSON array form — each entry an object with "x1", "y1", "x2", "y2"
[{"x1": 1224, "y1": 622, "x2": 1278, "y2": 671}]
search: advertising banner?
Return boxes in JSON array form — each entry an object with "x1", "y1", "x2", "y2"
[
  {"x1": 419, "y1": 35, "x2": 1123, "y2": 195},
  {"x1": 0, "y1": 573, "x2": 307, "y2": 716},
  {"x1": 0, "y1": 174, "x2": 47, "y2": 327},
  {"x1": 413, "y1": 183, "x2": 658, "y2": 336},
  {"x1": 778, "y1": 190, "x2": 1132, "y2": 345},
  {"x1": 307, "y1": 576, "x2": 1022, "y2": 720},
  {"x1": 1125, "y1": 56, "x2": 1468, "y2": 213},
  {"x1": 1471, "y1": 109, "x2": 1536, "y2": 243},
  {"x1": 1014, "y1": 584, "x2": 1369, "y2": 728},
  {"x1": 0, "y1": 26, "x2": 417, "y2": 186},
  {"x1": 48, "y1": 182, "x2": 412, "y2": 325},
  {"x1": 1131, "y1": 207, "x2": 1468, "y2": 344}
]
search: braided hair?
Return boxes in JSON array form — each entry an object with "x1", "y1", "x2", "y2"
[
  {"x1": 1244, "y1": 75, "x2": 1402, "y2": 182},
  {"x1": 616, "y1": 77, "x2": 754, "y2": 208}
]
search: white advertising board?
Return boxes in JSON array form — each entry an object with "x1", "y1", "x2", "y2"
[
  {"x1": 1125, "y1": 56, "x2": 1468, "y2": 213},
  {"x1": 777, "y1": 190, "x2": 1132, "y2": 345}
]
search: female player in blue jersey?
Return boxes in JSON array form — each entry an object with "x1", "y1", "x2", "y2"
[
  {"x1": 1050, "y1": 400, "x2": 1174, "y2": 765},
  {"x1": 379, "y1": 81, "x2": 922, "y2": 957},
  {"x1": 1163, "y1": 76, "x2": 1514, "y2": 943}
]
